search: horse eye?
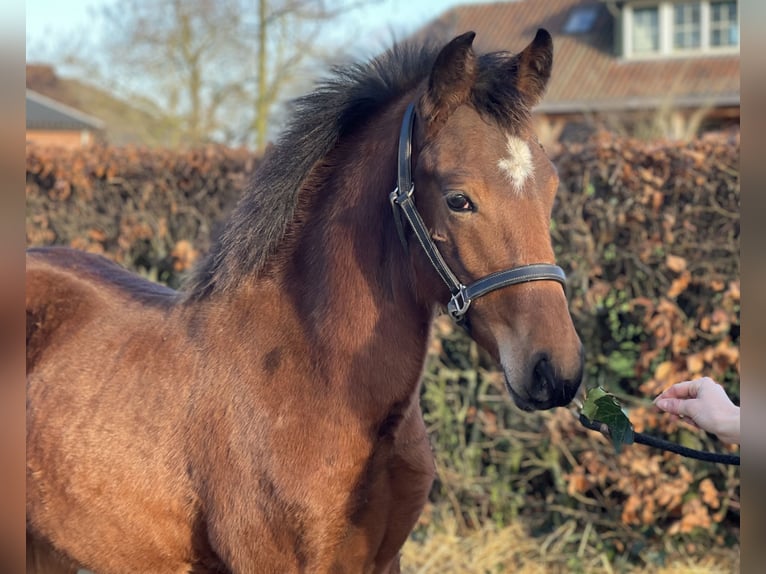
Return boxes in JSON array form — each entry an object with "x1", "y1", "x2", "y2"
[{"x1": 446, "y1": 193, "x2": 474, "y2": 212}]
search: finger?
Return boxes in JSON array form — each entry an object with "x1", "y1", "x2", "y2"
[
  {"x1": 654, "y1": 380, "x2": 700, "y2": 401},
  {"x1": 671, "y1": 413, "x2": 702, "y2": 432},
  {"x1": 655, "y1": 397, "x2": 693, "y2": 418}
]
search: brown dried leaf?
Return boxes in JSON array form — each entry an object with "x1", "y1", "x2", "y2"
[
  {"x1": 667, "y1": 271, "x2": 692, "y2": 298},
  {"x1": 699, "y1": 478, "x2": 720, "y2": 510},
  {"x1": 666, "y1": 254, "x2": 687, "y2": 273},
  {"x1": 686, "y1": 354, "x2": 705, "y2": 374}
]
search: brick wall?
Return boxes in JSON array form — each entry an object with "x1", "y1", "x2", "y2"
[{"x1": 26, "y1": 129, "x2": 95, "y2": 150}]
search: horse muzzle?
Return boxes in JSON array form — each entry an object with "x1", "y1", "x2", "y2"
[{"x1": 503, "y1": 349, "x2": 583, "y2": 412}]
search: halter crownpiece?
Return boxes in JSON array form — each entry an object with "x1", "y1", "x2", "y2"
[{"x1": 389, "y1": 103, "x2": 568, "y2": 321}]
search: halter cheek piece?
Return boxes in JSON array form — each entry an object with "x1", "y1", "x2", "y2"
[{"x1": 389, "y1": 103, "x2": 567, "y2": 321}]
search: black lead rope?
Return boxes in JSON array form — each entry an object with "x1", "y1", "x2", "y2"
[{"x1": 578, "y1": 414, "x2": 740, "y2": 466}]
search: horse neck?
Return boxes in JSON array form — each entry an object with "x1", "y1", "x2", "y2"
[{"x1": 218, "y1": 97, "x2": 433, "y2": 414}]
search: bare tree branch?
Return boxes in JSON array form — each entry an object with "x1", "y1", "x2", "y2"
[{"x1": 49, "y1": 0, "x2": 383, "y2": 147}]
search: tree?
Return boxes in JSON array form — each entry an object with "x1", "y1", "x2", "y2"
[
  {"x1": 247, "y1": 0, "x2": 376, "y2": 149},
  {"x1": 97, "y1": 0, "x2": 249, "y2": 147},
  {"x1": 66, "y1": 0, "x2": 379, "y2": 149}
]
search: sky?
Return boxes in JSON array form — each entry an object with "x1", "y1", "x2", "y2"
[
  {"x1": 25, "y1": 0, "x2": 505, "y2": 144},
  {"x1": 26, "y1": 0, "x2": 499, "y2": 64}
]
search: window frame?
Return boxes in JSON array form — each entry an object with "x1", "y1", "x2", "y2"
[
  {"x1": 709, "y1": 0, "x2": 739, "y2": 48},
  {"x1": 631, "y1": 5, "x2": 661, "y2": 54},
  {"x1": 672, "y1": 2, "x2": 702, "y2": 51}
]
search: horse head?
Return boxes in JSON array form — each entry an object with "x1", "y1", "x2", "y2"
[{"x1": 401, "y1": 30, "x2": 583, "y2": 411}]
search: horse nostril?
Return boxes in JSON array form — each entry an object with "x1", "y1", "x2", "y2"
[
  {"x1": 528, "y1": 353, "x2": 581, "y2": 409},
  {"x1": 532, "y1": 354, "x2": 573, "y2": 407},
  {"x1": 532, "y1": 354, "x2": 555, "y2": 396}
]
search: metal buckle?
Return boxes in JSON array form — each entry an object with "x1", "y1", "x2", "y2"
[
  {"x1": 389, "y1": 184, "x2": 414, "y2": 207},
  {"x1": 447, "y1": 287, "x2": 471, "y2": 320}
]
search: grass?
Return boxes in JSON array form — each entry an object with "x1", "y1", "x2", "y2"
[{"x1": 401, "y1": 508, "x2": 739, "y2": 574}]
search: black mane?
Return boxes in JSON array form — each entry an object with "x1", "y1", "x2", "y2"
[{"x1": 183, "y1": 39, "x2": 530, "y2": 300}]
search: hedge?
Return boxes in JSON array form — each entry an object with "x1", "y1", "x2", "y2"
[{"x1": 26, "y1": 131, "x2": 739, "y2": 567}]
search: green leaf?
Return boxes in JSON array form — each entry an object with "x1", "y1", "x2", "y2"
[
  {"x1": 581, "y1": 387, "x2": 635, "y2": 453},
  {"x1": 593, "y1": 396, "x2": 635, "y2": 452},
  {"x1": 581, "y1": 386, "x2": 608, "y2": 420}
]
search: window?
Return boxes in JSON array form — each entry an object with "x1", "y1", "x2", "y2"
[
  {"x1": 710, "y1": 1, "x2": 738, "y2": 47},
  {"x1": 563, "y1": 5, "x2": 600, "y2": 34},
  {"x1": 673, "y1": 3, "x2": 701, "y2": 49},
  {"x1": 625, "y1": 1, "x2": 739, "y2": 57},
  {"x1": 632, "y1": 6, "x2": 660, "y2": 54}
]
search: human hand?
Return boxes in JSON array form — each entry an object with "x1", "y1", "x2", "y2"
[{"x1": 654, "y1": 377, "x2": 740, "y2": 445}]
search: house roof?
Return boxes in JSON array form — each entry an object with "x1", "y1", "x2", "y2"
[
  {"x1": 419, "y1": 0, "x2": 739, "y2": 114},
  {"x1": 26, "y1": 89, "x2": 105, "y2": 131}
]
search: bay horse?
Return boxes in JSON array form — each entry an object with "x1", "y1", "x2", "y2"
[{"x1": 26, "y1": 30, "x2": 583, "y2": 573}]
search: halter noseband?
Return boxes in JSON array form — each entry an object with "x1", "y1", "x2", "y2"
[{"x1": 389, "y1": 103, "x2": 567, "y2": 321}]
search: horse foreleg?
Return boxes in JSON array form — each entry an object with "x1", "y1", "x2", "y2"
[
  {"x1": 374, "y1": 414, "x2": 435, "y2": 574},
  {"x1": 26, "y1": 532, "x2": 79, "y2": 574}
]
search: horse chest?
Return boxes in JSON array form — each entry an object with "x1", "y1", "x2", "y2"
[
  {"x1": 335, "y1": 432, "x2": 435, "y2": 571},
  {"x1": 197, "y1": 411, "x2": 433, "y2": 572}
]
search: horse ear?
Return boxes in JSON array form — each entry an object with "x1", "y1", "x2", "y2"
[
  {"x1": 512, "y1": 28, "x2": 553, "y2": 109},
  {"x1": 419, "y1": 31, "x2": 477, "y2": 129}
]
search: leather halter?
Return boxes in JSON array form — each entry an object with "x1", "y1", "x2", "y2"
[{"x1": 389, "y1": 103, "x2": 567, "y2": 321}]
